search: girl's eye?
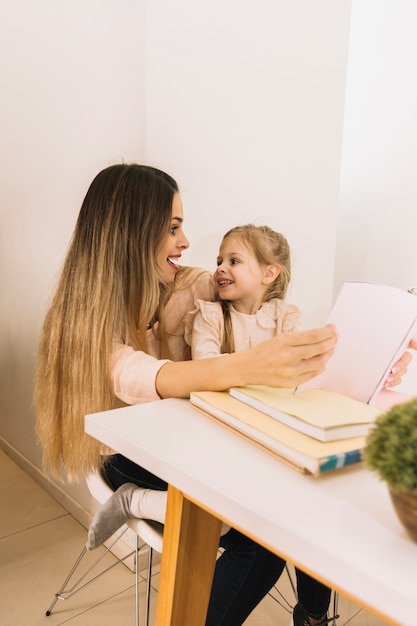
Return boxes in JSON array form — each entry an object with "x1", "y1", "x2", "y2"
[
  {"x1": 230, "y1": 259, "x2": 239, "y2": 265},
  {"x1": 216, "y1": 259, "x2": 222, "y2": 266},
  {"x1": 170, "y1": 226, "x2": 178, "y2": 235}
]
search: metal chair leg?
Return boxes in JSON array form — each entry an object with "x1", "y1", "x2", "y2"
[
  {"x1": 135, "y1": 534, "x2": 139, "y2": 626},
  {"x1": 331, "y1": 592, "x2": 339, "y2": 625},
  {"x1": 45, "y1": 546, "x2": 88, "y2": 616},
  {"x1": 268, "y1": 563, "x2": 298, "y2": 614},
  {"x1": 267, "y1": 565, "x2": 341, "y2": 624},
  {"x1": 145, "y1": 546, "x2": 153, "y2": 626},
  {"x1": 45, "y1": 527, "x2": 133, "y2": 617}
]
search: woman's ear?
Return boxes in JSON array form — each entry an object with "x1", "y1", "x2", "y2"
[{"x1": 262, "y1": 265, "x2": 280, "y2": 284}]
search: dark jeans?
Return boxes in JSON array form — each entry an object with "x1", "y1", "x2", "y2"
[{"x1": 105, "y1": 454, "x2": 330, "y2": 625}]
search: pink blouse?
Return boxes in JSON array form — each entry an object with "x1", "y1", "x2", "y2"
[
  {"x1": 185, "y1": 298, "x2": 301, "y2": 360},
  {"x1": 110, "y1": 270, "x2": 216, "y2": 405}
]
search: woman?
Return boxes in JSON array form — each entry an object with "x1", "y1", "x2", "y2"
[{"x1": 34, "y1": 163, "x2": 411, "y2": 626}]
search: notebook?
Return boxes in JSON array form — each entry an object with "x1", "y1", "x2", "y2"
[
  {"x1": 300, "y1": 281, "x2": 417, "y2": 404},
  {"x1": 190, "y1": 390, "x2": 366, "y2": 475},
  {"x1": 228, "y1": 385, "x2": 381, "y2": 442}
]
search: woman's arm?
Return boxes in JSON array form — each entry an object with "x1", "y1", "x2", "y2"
[{"x1": 156, "y1": 325, "x2": 337, "y2": 398}]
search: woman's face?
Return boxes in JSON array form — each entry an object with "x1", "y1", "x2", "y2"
[{"x1": 156, "y1": 192, "x2": 190, "y2": 284}]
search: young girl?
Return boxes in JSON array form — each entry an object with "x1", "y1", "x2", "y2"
[
  {"x1": 35, "y1": 163, "x2": 338, "y2": 626},
  {"x1": 185, "y1": 224, "x2": 331, "y2": 626},
  {"x1": 186, "y1": 223, "x2": 301, "y2": 359}
]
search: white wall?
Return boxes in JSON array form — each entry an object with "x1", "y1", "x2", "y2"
[
  {"x1": 336, "y1": 0, "x2": 417, "y2": 394},
  {"x1": 0, "y1": 0, "x2": 145, "y2": 516},
  {"x1": 144, "y1": 0, "x2": 351, "y2": 329}
]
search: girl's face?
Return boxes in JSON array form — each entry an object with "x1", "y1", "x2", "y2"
[
  {"x1": 215, "y1": 235, "x2": 277, "y2": 313},
  {"x1": 156, "y1": 193, "x2": 189, "y2": 284}
]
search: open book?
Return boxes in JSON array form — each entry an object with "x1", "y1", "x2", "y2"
[
  {"x1": 229, "y1": 386, "x2": 381, "y2": 442},
  {"x1": 190, "y1": 391, "x2": 366, "y2": 476},
  {"x1": 300, "y1": 281, "x2": 417, "y2": 404}
]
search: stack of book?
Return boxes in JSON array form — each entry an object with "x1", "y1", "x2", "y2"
[
  {"x1": 190, "y1": 281, "x2": 417, "y2": 476},
  {"x1": 190, "y1": 387, "x2": 381, "y2": 476}
]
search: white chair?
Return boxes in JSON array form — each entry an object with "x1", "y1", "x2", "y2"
[
  {"x1": 46, "y1": 472, "x2": 346, "y2": 626},
  {"x1": 45, "y1": 469, "x2": 164, "y2": 626}
]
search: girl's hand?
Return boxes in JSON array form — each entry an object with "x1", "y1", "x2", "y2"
[{"x1": 385, "y1": 338, "x2": 417, "y2": 388}]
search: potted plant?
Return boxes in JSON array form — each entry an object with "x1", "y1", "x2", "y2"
[{"x1": 363, "y1": 397, "x2": 417, "y2": 542}]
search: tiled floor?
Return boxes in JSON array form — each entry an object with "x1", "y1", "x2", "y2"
[{"x1": 0, "y1": 449, "x2": 388, "y2": 626}]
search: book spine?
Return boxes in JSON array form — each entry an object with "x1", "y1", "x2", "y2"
[{"x1": 319, "y1": 449, "x2": 363, "y2": 474}]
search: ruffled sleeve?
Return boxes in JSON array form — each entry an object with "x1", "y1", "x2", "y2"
[
  {"x1": 255, "y1": 299, "x2": 301, "y2": 334},
  {"x1": 184, "y1": 300, "x2": 225, "y2": 360},
  {"x1": 280, "y1": 302, "x2": 302, "y2": 334}
]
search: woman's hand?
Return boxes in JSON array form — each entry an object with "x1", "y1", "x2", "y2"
[
  {"x1": 156, "y1": 324, "x2": 338, "y2": 398},
  {"x1": 246, "y1": 324, "x2": 338, "y2": 389},
  {"x1": 384, "y1": 338, "x2": 417, "y2": 388}
]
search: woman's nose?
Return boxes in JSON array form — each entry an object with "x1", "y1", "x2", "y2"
[{"x1": 179, "y1": 232, "x2": 190, "y2": 250}]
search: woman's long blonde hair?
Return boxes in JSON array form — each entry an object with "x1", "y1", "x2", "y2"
[
  {"x1": 34, "y1": 164, "x2": 179, "y2": 481},
  {"x1": 219, "y1": 224, "x2": 292, "y2": 354}
]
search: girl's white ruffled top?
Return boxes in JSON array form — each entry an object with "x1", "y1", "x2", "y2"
[{"x1": 185, "y1": 298, "x2": 301, "y2": 360}]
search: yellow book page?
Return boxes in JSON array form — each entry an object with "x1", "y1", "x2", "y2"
[
  {"x1": 191, "y1": 391, "x2": 365, "y2": 457},
  {"x1": 230, "y1": 386, "x2": 382, "y2": 430}
]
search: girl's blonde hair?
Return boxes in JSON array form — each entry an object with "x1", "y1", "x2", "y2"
[
  {"x1": 34, "y1": 163, "x2": 181, "y2": 481},
  {"x1": 219, "y1": 224, "x2": 291, "y2": 353}
]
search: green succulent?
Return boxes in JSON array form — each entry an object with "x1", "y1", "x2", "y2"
[{"x1": 363, "y1": 397, "x2": 417, "y2": 493}]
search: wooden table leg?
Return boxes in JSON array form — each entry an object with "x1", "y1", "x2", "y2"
[{"x1": 155, "y1": 484, "x2": 222, "y2": 626}]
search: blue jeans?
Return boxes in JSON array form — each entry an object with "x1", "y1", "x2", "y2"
[{"x1": 105, "y1": 454, "x2": 330, "y2": 625}]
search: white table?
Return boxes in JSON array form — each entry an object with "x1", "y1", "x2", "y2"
[{"x1": 85, "y1": 398, "x2": 417, "y2": 626}]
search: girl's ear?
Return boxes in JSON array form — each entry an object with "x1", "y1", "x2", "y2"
[{"x1": 262, "y1": 265, "x2": 280, "y2": 284}]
